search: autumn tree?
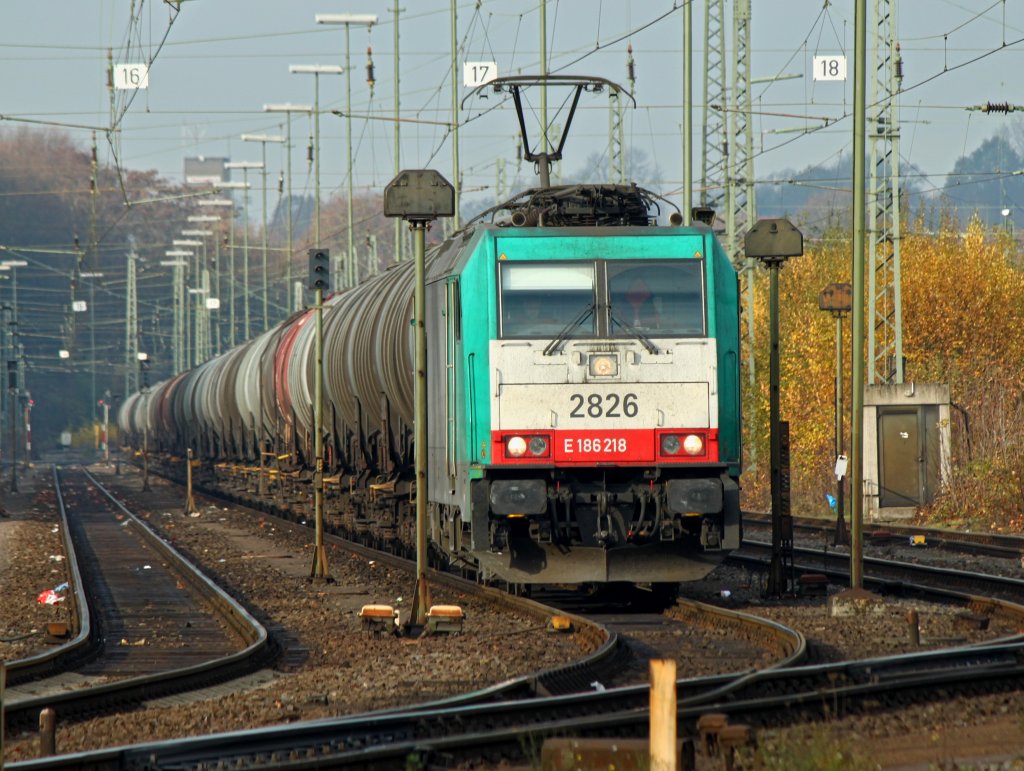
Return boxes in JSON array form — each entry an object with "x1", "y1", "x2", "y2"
[
  {"x1": 902, "y1": 218, "x2": 1024, "y2": 527},
  {"x1": 741, "y1": 213, "x2": 1024, "y2": 531}
]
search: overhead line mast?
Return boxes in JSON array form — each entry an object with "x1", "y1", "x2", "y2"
[
  {"x1": 125, "y1": 245, "x2": 139, "y2": 399},
  {"x1": 701, "y1": 0, "x2": 727, "y2": 218},
  {"x1": 868, "y1": 0, "x2": 904, "y2": 385},
  {"x1": 709, "y1": 0, "x2": 758, "y2": 390},
  {"x1": 725, "y1": 0, "x2": 755, "y2": 263},
  {"x1": 608, "y1": 46, "x2": 631, "y2": 185}
]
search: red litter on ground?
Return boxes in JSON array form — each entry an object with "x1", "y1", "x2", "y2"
[{"x1": 37, "y1": 589, "x2": 65, "y2": 605}]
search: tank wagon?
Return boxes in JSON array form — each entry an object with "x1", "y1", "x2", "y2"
[{"x1": 119, "y1": 184, "x2": 742, "y2": 587}]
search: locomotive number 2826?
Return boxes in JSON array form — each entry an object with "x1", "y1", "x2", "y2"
[{"x1": 569, "y1": 392, "x2": 639, "y2": 419}]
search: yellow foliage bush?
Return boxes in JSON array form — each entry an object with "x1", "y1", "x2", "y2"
[{"x1": 740, "y1": 218, "x2": 1024, "y2": 530}]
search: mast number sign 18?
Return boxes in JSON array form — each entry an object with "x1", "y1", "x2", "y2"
[{"x1": 812, "y1": 55, "x2": 846, "y2": 82}]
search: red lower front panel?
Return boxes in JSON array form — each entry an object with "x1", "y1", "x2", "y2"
[{"x1": 491, "y1": 428, "x2": 720, "y2": 466}]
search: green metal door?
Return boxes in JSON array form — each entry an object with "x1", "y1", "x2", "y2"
[{"x1": 878, "y1": 408, "x2": 921, "y2": 507}]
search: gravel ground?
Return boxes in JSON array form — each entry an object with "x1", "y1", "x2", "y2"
[
  {"x1": 683, "y1": 562, "x2": 1023, "y2": 662},
  {"x1": 4, "y1": 464, "x2": 1024, "y2": 768},
  {"x1": 2, "y1": 464, "x2": 590, "y2": 763},
  {"x1": 0, "y1": 473, "x2": 71, "y2": 661},
  {"x1": 683, "y1": 565, "x2": 1024, "y2": 769}
]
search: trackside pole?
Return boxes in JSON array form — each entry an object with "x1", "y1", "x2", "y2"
[
  {"x1": 819, "y1": 282, "x2": 852, "y2": 547},
  {"x1": 649, "y1": 659, "x2": 676, "y2": 771},
  {"x1": 411, "y1": 219, "x2": 431, "y2": 624},
  {"x1": 142, "y1": 421, "x2": 151, "y2": 492},
  {"x1": 383, "y1": 169, "x2": 454, "y2": 630},
  {"x1": 1, "y1": 661, "x2": 6, "y2": 768},
  {"x1": 138, "y1": 353, "x2": 151, "y2": 492},
  {"x1": 308, "y1": 248, "x2": 330, "y2": 581},
  {"x1": 39, "y1": 708, "x2": 56, "y2": 757},
  {"x1": 184, "y1": 448, "x2": 197, "y2": 515},
  {"x1": 744, "y1": 218, "x2": 804, "y2": 598}
]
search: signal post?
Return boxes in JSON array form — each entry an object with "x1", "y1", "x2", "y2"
[
  {"x1": 383, "y1": 169, "x2": 454, "y2": 629},
  {"x1": 308, "y1": 247, "x2": 331, "y2": 582},
  {"x1": 745, "y1": 218, "x2": 803, "y2": 598}
]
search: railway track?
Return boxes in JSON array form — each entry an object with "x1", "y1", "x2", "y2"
[
  {"x1": 134, "y1": 467, "x2": 808, "y2": 697},
  {"x1": 13, "y1": 633, "x2": 1024, "y2": 769},
  {"x1": 745, "y1": 512, "x2": 1024, "y2": 562},
  {"x1": 530, "y1": 588, "x2": 808, "y2": 689},
  {"x1": 4, "y1": 465, "x2": 811, "y2": 768},
  {"x1": 0, "y1": 462, "x2": 806, "y2": 769},
  {"x1": 735, "y1": 537, "x2": 1024, "y2": 613},
  {"x1": 2, "y1": 466, "x2": 269, "y2": 732},
  {"x1": 11, "y1": 470, "x2": 1023, "y2": 768},
  {"x1": 135, "y1": 461, "x2": 807, "y2": 693}
]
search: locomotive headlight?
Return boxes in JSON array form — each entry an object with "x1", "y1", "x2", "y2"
[
  {"x1": 505, "y1": 434, "x2": 550, "y2": 459},
  {"x1": 682, "y1": 434, "x2": 705, "y2": 456},
  {"x1": 660, "y1": 433, "x2": 707, "y2": 458},
  {"x1": 588, "y1": 353, "x2": 618, "y2": 378},
  {"x1": 660, "y1": 434, "x2": 681, "y2": 455},
  {"x1": 506, "y1": 436, "x2": 528, "y2": 457}
]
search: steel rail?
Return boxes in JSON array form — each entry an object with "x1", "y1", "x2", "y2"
[
  {"x1": 4, "y1": 466, "x2": 93, "y2": 686},
  {"x1": 736, "y1": 538, "x2": 1024, "y2": 616},
  {"x1": 745, "y1": 511, "x2": 1024, "y2": 560},
  {"x1": 2, "y1": 467, "x2": 270, "y2": 731},
  {"x1": 11, "y1": 637, "x2": 1023, "y2": 770}
]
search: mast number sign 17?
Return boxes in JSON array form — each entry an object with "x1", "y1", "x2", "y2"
[{"x1": 463, "y1": 62, "x2": 498, "y2": 88}]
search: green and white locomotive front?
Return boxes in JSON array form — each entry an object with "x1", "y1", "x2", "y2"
[{"x1": 433, "y1": 223, "x2": 741, "y2": 586}]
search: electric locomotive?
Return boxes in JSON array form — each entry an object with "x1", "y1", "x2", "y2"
[{"x1": 420, "y1": 184, "x2": 741, "y2": 585}]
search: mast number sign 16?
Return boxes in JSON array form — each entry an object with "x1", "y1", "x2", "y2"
[{"x1": 114, "y1": 64, "x2": 149, "y2": 90}]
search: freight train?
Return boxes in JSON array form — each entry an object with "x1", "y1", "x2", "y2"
[{"x1": 119, "y1": 183, "x2": 742, "y2": 588}]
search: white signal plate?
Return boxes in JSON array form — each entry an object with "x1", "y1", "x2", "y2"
[
  {"x1": 812, "y1": 55, "x2": 846, "y2": 82},
  {"x1": 114, "y1": 63, "x2": 149, "y2": 90},
  {"x1": 463, "y1": 61, "x2": 498, "y2": 88}
]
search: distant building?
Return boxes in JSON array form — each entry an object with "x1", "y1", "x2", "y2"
[{"x1": 184, "y1": 157, "x2": 228, "y2": 186}]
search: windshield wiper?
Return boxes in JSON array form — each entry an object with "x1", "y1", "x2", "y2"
[
  {"x1": 543, "y1": 302, "x2": 595, "y2": 356},
  {"x1": 610, "y1": 312, "x2": 660, "y2": 354}
]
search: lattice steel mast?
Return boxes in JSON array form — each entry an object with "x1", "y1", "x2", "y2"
[
  {"x1": 701, "y1": 0, "x2": 727, "y2": 215},
  {"x1": 868, "y1": 0, "x2": 903, "y2": 384},
  {"x1": 725, "y1": 0, "x2": 755, "y2": 260},
  {"x1": 712, "y1": 0, "x2": 757, "y2": 387},
  {"x1": 608, "y1": 45, "x2": 634, "y2": 184},
  {"x1": 124, "y1": 244, "x2": 139, "y2": 398}
]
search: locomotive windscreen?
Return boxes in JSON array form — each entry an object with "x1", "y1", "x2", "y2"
[
  {"x1": 499, "y1": 262, "x2": 595, "y2": 338},
  {"x1": 607, "y1": 262, "x2": 705, "y2": 336},
  {"x1": 498, "y1": 259, "x2": 705, "y2": 339}
]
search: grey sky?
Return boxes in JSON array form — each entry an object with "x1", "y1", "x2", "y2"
[{"x1": 2, "y1": 1, "x2": 1022, "y2": 212}]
